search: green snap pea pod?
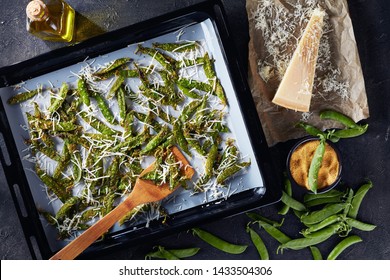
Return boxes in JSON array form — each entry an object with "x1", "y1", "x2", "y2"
[
  {"x1": 28, "y1": 139, "x2": 62, "y2": 161},
  {"x1": 55, "y1": 196, "x2": 81, "y2": 220},
  {"x1": 53, "y1": 139, "x2": 72, "y2": 179},
  {"x1": 327, "y1": 235, "x2": 362, "y2": 260},
  {"x1": 114, "y1": 130, "x2": 149, "y2": 153},
  {"x1": 280, "y1": 190, "x2": 307, "y2": 212},
  {"x1": 302, "y1": 214, "x2": 343, "y2": 236},
  {"x1": 79, "y1": 111, "x2": 117, "y2": 136},
  {"x1": 279, "y1": 224, "x2": 339, "y2": 252},
  {"x1": 307, "y1": 136, "x2": 326, "y2": 194},
  {"x1": 108, "y1": 156, "x2": 121, "y2": 189},
  {"x1": 165, "y1": 247, "x2": 200, "y2": 259},
  {"x1": 116, "y1": 86, "x2": 127, "y2": 120},
  {"x1": 177, "y1": 83, "x2": 202, "y2": 99},
  {"x1": 108, "y1": 74, "x2": 125, "y2": 99},
  {"x1": 203, "y1": 53, "x2": 216, "y2": 78},
  {"x1": 246, "y1": 212, "x2": 284, "y2": 227},
  {"x1": 301, "y1": 203, "x2": 346, "y2": 225},
  {"x1": 7, "y1": 87, "x2": 42, "y2": 105},
  {"x1": 48, "y1": 82, "x2": 68, "y2": 113},
  {"x1": 320, "y1": 110, "x2": 359, "y2": 129},
  {"x1": 102, "y1": 192, "x2": 117, "y2": 216},
  {"x1": 31, "y1": 117, "x2": 80, "y2": 132},
  {"x1": 92, "y1": 93, "x2": 117, "y2": 125},
  {"x1": 192, "y1": 227, "x2": 247, "y2": 254},
  {"x1": 136, "y1": 45, "x2": 177, "y2": 78},
  {"x1": 304, "y1": 189, "x2": 344, "y2": 202},
  {"x1": 216, "y1": 161, "x2": 251, "y2": 185},
  {"x1": 296, "y1": 122, "x2": 326, "y2": 138},
  {"x1": 135, "y1": 112, "x2": 163, "y2": 132},
  {"x1": 57, "y1": 133, "x2": 90, "y2": 149},
  {"x1": 77, "y1": 77, "x2": 91, "y2": 106},
  {"x1": 279, "y1": 178, "x2": 292, "y2": 215},
  {"x1": 184, "y1": 131, "x2": 207, "y2": 156},
  {"x1": 247, "y1": 226, "x2": 269, "y2": 260},
  {"x1": 117, "y1": 69, "x2": 139, "y2": 78},
  {"x1": 345, "y1": 218, "x2": 376, "y2": 231},
  {"x1": 205, "y1": 142, "x2": 218, "y2": 177},
  {"x1": 83, "y1": 133, "x2": 116, "y2": 142},
  {"x1": 79, "y1": 209, "x2": 99, "y2": 223},
  {"x1": 177, "y1": 78, "x2": 213, "y2": 93},
  {"x1": 175, "y1": 57, "x2": 205, "y2": 68},
  {"x1": 71, "y1": 149, "x2": 82, "y2": 184},
  {"x1": 210, "y1": 77, "x2": 227, "y2": 106},
  {"x1": 348, "y1": 181, "x2": 373, "y2": 219},
  {"x1": 122, "y1": 111, "x2": 134, "y2": 137},
  {"x1": 148, "y1": 101, "x2": 174, "y2": 125},
  {"x1": 310, "y1": 246, "x2": 323, "y2": 260},
  {"x1": 332, "y1": 124, "x2": 368, "y2": 139},
  {"x1": 304, "y1": 196, "x2": 343, "y2": 208},
  {"x1": 140, "y1": 125, "x2": 170, "y2": 155},
  {"x1": 36, "y1": 165, "x2": 71, "y2": 202},
  {"x1": 343, "y1": 188, "x2": 354, "y2": 217},
  {"x1": 256, "y1": 220, "x2": 291, "y2": 244},
  {"x1": 156, "y1": 246, "x2": 180, "y2": 260},
  {"x1": 152, "y1": 41, "x2": 198, "y2": 52},
  {"x1": 94, "y1": 57, "x2": 132, "y2": 76},
  {"x1": 180, "y1": 99, "x2": 202, "y2": 122},
  {"x1": 173, "y1": 121, "x2": 191, "y2": 156}
]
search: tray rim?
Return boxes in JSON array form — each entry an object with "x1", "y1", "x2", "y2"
[{"x1": 0, "y1": 0, "x2": 282, "y2": 259}]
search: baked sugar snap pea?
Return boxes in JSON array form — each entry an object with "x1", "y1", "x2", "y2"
[
  {"x1": 327, "y1": 235, "x2": 362, "y2": 260},
  {"x1": 192, "y1": 227, "x2": 247, "y2": 254},
  {"x1": 7, "y1": 87, "x2": 42, "y2": 105},
  {"x1": 48, "y1": 82, "x2": 69, "y2": 113}
]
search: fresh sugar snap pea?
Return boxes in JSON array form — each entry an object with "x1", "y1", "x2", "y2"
[
  {"x1": 303, "y1": 189, "x2": 344, "y2": 203},
  {"x1": 327, "y1": 235, "x2": 362, "y2": 260},
  {"x1": 310, "y1": 246, "x2": 323, "y2": 260},
  {"x1": 345, "y1": 218, "x2": 376, "y2": 231},
  {"x1": 192, "y1": 228, "x2": 247, "y2": 254},
  {"x1": 255, "y1": 220, "x2": 291, "y2": 244},
  {"x1": 348, "y1": 181, "x2": 373, "y2": 219},
  {"x1": 301, "y1": 203, "x2": 346, "y2": 225},
  {"x1": 279, "y1": 178, "x2": 292, "y2": 215},
  {"x1": 246, "y1": 212, "x2": 284, "y2": 227},
  {"x1": 307, "y1": 135, "x2": 326, "y2": 194},
  {"x1": 281, "y1": 191, "x2": 307, "y2": 212},
  {"x1": 146, "y1": 246, "x2": 200, "y2": 260},
  {"x1": 247, "y1": 226, "x2": 269, "y2": 260},
  {"x1": 278, "y1": 224, "x2": 339, "y2": 252},
  {"x1": 332, "y1": 125, "x2": 368, "y2": 139},
  {"x1": 319, "y1": 110, "x2": 359, "y2": 129}
]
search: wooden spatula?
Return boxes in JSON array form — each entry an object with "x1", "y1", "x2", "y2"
[{"x1": 50, "y1": 146, "x2": 194, "y2": 260}]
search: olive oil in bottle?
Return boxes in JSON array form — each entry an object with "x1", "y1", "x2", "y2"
[{"x1": 26, "y1": 0, "x2": 75, "y2": 42}]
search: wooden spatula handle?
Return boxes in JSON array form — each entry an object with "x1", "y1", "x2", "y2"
[{"x1": 50, "y1": 198, "x2": 137, "y2": 260}]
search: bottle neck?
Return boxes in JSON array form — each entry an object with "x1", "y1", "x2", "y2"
[{"x1": 26, "y1": 0, "x2": 49, "y2": 21}]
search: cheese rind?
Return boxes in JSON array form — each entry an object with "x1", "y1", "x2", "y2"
[{"x1": 272, "y1": 8, "x2": 325, "y2": 112}]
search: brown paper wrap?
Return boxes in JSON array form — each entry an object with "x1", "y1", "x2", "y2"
[{"x1": 246, "y1": 0, "x2": 369, "y2": 146}]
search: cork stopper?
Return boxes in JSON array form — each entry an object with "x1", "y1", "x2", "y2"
[{"x1": 26, "y1": 0, "x2": 49, "y2": 21}]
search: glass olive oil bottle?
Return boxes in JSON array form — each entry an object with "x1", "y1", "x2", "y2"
[{"x1": 26, "y1": 0, "x2": 75, "y2": 42}]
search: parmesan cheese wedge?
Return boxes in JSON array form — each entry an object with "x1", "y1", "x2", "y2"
[{"x1": 272, "y1": 8, "x2": 326, "y2": 112}]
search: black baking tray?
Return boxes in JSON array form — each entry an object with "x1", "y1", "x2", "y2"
[{"x1": 0, "y1": 0, "x2": 282, "y2": 259}]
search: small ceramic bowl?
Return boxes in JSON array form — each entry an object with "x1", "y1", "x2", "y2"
[{"x1": 286, "y1": 136, "x2": 342, "y2": 194}]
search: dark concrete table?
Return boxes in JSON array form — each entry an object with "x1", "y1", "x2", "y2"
[{"x1": 1, "y1": 0, "x2": 389, "y2": 260}]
